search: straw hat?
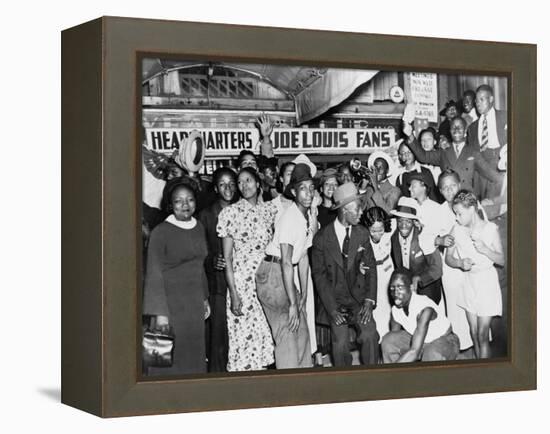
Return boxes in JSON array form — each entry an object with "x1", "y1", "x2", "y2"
[
  {"x1": 368, "y1": 151, "x2": 395, "y2": 177},
  {"x1": 176, "y1": 130, "x2": 205, "y2": 173},
  {"x1": 390, "y1": 197, "x2": 420, "y2": 220}
]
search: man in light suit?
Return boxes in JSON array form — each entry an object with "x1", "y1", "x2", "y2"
[
  {"x1": 404, "y1": 117, "x2": 502, "y2": 196},
  {"x1": 467, "y1": 84, "x2": 507, "y2": 199},
  {"x1": 390, "y1": 197, "x2": 443, "y2": 305},
  {"x1": 312, "y1": 183, "x2": 379, "y2": 367}
]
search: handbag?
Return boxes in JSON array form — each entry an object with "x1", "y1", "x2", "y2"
[{"x1": 142, "y1": 325, "x2": 175, "y2": 368}]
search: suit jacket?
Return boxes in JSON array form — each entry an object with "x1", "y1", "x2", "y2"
[
  {"x1": 390, "y1": 228, "x2": 442, "y2": 304},
  {"x1": 312, "y1": 222, "x2": 377, "y2": 325},
  {"x1": 407, "y1": 138, "x2": 501, "y2": 193},
  {"x1": 198, "y1": 201, "x2": 228, "y2": 298},
  {"x1": 467, "y1": 109, "x2": 507, "y2": 149}
]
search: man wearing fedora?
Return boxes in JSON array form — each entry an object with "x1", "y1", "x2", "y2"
[
  {"x1": 256, "y1": 162, "x2": 318, "y2": 369},
  {"x1": 390, "y1": 197, "x2": 443, "y2": 304},
  {"x1": 312, "y1": 183, "x2": 379, "y2": 367},
  {"x1": 363, "y1": 151, "x2": 401, "y2": 215}
]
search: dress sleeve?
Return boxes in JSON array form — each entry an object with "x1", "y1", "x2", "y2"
[
  {"x1": 264, "y1": 199, "x2": 279, "y2": 226},
  {"x1": 143, "y1": 225, "x2": 170, "y2": 317},
  {"x1": 216, "y1": 206, "x2": 234, "y2": 239}
]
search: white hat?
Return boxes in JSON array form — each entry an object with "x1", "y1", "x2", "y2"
[
  {"x1": 292, "y1": 153, "x2": 317, "y2": 177},
  {"x1": 368, "y1": 151, "x2": 396, "y2": 177},
  {"x1": 176, "y1": 130, "x2": 205, "y2": 174},
  {"x1": 390, "y1": 197, "x2": 420, "y2": 220}
]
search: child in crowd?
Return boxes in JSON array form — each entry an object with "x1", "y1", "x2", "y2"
[{"x1": 445, "y1": 190, "x2": 504, "y2": 359}]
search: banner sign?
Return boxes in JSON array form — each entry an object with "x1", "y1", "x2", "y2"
[
  {"x1": 145, "y1": 128, "x2": 395, "y2": 157},
  {"x1": 409, "y1": 72, "x2": 438, "y2": 122}
]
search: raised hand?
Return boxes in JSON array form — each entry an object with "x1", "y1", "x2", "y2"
[{"x1": 256, "y1": 113, "x2": 274, "y2": 139}]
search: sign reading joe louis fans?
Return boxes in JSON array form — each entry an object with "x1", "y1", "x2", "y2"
[
  {"x1": 409, "y1": 72, "x2": 438, "y2": 122},
  {"x1": 146, "y1": 127, "x2": 395, "y2": 157}
]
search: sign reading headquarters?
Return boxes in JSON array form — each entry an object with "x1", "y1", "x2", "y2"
[{"x1": 146, "y1": 128, "x2": 395, "y2": 157}]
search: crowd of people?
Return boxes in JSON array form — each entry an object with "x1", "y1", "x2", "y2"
[{"x1": 141, "y1": 84, "x2": 508, "y2": 375}]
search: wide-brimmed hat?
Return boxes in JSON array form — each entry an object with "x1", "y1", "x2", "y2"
[
  {"x1": 390, "y1": 197, "x2": 420, "y2": 220},
  {"x1": 368, "y1": 151, "x2": 396, "y2": 177},
  {"x1": 292, "y1": 154, "x2": 317, "y2": 177},
  {"x1": 283, "y1": 163, "x2": 313, "y2": 199},
  {"x1": 439, "y1": 100, "x2": 459, "y2": 116},
  {"x1": 332, "y1": 182, "x2": 366, "y2": 210},
  {"x1": 176, "y1": 130, "x2": 205, "y2": 173}
]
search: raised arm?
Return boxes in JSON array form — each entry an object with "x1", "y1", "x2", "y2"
[
  {"x1": 407, "y1": 138, "x2": 442, "y2": 167},
  {"x1": 257, "y1": 114, "x2": 275, "y2": 158}
]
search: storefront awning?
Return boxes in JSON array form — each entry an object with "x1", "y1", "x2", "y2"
[
  {"x1": 294, "y1": 69, "x2": 378, "y2": 124},
  {"x1": 142, "y1": 59, "x2": 379, "y2": 125}
]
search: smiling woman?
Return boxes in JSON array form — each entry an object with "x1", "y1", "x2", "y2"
[{"x1": 143, "y1": 180, "x2": 211, "y2": 376}]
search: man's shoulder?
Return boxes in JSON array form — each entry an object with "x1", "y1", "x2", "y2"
[{"x1": 314, "y1": 221, "x2": 334, "y2": 242}]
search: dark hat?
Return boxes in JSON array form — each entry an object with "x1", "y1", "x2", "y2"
[
  {"x1": 406, "y1": 171, "x2": 430, "y2": 187},
  {"x1": 283, "y1": 163, "x2": 313, "y2": 199},
  {"x1": 439, "y1": 100, "x2": 459, "y2": 116}
]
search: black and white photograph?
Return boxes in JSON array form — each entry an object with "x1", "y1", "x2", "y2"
[{"x1": 140, "y1": 59, "x2": 509, "y2": 377}]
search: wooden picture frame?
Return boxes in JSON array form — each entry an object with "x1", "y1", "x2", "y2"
[{"x1": 61, "y1": 16, "x2": 536, "y2": 417}]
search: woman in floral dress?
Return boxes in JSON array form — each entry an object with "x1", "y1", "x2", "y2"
[{"x1": 217, "y1": 167, "x2": 277, "y2": 371}]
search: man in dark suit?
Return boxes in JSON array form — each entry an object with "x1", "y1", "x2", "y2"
[
  {"x1": 404, "y1": 116, "x2": 502, "y2": 195},
  {"x1": 312, "y1": 183, "x2": 379, "y2": 367},
  {"x1": 467, "y1": 84, "x2": 507, "y2": 199},
  {"x1": 198, "y1": 167, "x2": 237, "y2": 372},
  {"x1": 390, "y1": 197, "x2": 443, "y2": 304}
]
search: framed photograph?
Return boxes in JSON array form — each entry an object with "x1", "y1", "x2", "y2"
[{"x1": 61, "y1": 16, "x2": 536, "y2": 417}]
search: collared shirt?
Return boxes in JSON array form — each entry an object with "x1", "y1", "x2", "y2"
[
  {"x1": 333, "y1": 217, "x2": 350, "y2": 252},
  {"x1": 165, "y1": 214, "x2": 197, "y2": 230},
  {"x1": 265, "y1": 202, "x2": 313, "y2": 264},
  {"x1": 453, "y1": 140, "x2": 466, "y2": 158},
  {"x1": 391, "y1": 292, "x2": 451, "y2": 343},
  {"x1": 398, "y1": 233, "x2": 413, "y2": 269},
  {"x1": 462, "y1": 108, "x2": 478, "y2": 127},
  {"x1": 478, "y1": 107, "x2": 502, "y2": 149}
]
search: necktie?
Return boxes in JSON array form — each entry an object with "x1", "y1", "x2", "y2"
[
  {"x1": 481, "y1": 114, "x2": 489, "y2": 151},
  {"x1": 342, "y1": 227, "x2": 350, "y2": 269},
  {"x1": 454, "y1": 143, "x2": 461, "y2": 158}
]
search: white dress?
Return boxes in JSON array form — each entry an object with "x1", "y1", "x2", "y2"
[
  {"x1": 439, "y1": 203, "x2": 473, "y2": 350},
  {"x1": 370, "y1": 230, "x2": 394, "y2": 341},
  {"x1": 452, "y1": 221, "x2": 502, "y2": 317}
]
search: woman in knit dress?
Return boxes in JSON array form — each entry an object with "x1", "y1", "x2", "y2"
[
  {"x1": 143, "y1": 180, "x2": 210, "y2": 376},
  {"x1": 217, "y1": 167, "x2": 276, "y2": 371}
]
